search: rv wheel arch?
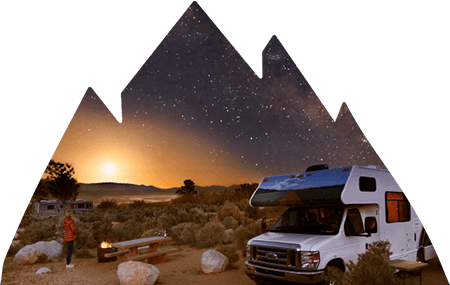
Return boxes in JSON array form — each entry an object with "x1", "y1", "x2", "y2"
[
  {"x1": 322, "y1": 259, "x2": 345, "y2": 285},
  {"x1": 417, "y1": 248, "x2": 425, "y2": 262}
]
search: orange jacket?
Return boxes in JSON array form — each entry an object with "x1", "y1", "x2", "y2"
[{"x1": 64, "y1": 216, "x2": 77, "y2": 242}]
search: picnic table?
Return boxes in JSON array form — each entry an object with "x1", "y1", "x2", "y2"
[
  {"x1": 389, "y1": 259, "x2": 429, "y2": 285},
  {"x1": 105, "y1": 236, "x2": 178, "y2": 264}
]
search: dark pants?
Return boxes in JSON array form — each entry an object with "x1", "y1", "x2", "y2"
[{"x1": 66, "y1": 241, "x2": 74, "y2": 265}]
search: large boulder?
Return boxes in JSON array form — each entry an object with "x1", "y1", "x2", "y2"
[
  {"x1": 117, "y1": 261, "x2": 160, "y2": 285},
  {"x1": 13, "y1": 241, "x2": 63, "y2": 265},
  {"x1": 201, "y1": 249, "x2": 228, "y2": 274}
]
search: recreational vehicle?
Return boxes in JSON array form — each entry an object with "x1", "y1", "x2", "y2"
[
  {"x1": 245, "y1": 165, "x2": 436, "y2": 284},
  {"x1": 31, "y1": 199, "x2": 94, "y2": 219}
]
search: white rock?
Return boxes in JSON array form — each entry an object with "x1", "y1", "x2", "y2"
[
  {"x1": 201, "y1": 249, "x2": 228, "y2": 274},
  {"x1": 14, "y1": 232, "x2": 19, "y2": 239},
  {"x1": 13, "y1": 246, "x2": 39, "y2": 265},
  {"x1": 36, "y1": 267, "x2": 52, "y2": 274},
  {"x1": 13, "y1": 241, "x2": 63, "y2": 265},
  {"x1": 117, "y1": 261, "x2": 160, "y2": 285},
  {"x1": 11, "y1": 240, "x2": 20, "y2": 247}
]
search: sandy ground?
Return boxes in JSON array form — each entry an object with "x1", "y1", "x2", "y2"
[{"x1": 1, "y1": 246, "x2": 448, "y2": 285}]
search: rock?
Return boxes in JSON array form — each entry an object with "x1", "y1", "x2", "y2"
[
  {"x1": 13, "y1": 247, "x2": 39, "y2": 265},
  {"x1": 221, "y1": 229, "x2": 234, "y2": 244},
  {"x1": 14, "y1": 233, "x2": 19, "y2": 240},
  {"x1": 117, "y1": 261, "x2": 160, "y2": 285},
  {"x1": 11, "y1": 240, "x2": 20, "y2": 247},
  {"x1": 14, "y1": 241, "x2": 63, "y2": 265},
  {"x1": 201, "y1": 249, "x2": 228, "y2": 274},
  {"x1": 36, "y1": 267, "x2": 52, "y2": 274}
]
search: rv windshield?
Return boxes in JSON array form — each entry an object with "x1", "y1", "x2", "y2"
[{"x1": 270, "y1": 206, "x2": 344, "y2": 235}]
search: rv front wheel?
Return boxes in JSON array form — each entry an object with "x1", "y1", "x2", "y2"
[{"x1": 322, "y1": 265, "x2": 344, "y2": 285}]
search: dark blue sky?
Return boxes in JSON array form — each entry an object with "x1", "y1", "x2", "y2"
[{"x1": 52, "y1": 2, "x2": 383, "y2": 188}]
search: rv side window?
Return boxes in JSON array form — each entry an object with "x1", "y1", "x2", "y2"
[
  {"x1": 359, "y1": 177, "x2": 376, "y2": 191},
  {"x1": 344, "y1": 208, "x2": 364, "y2": 236},
  {"x1": 78, "y1": 203, "x2": 85, "y2": 209},
  {"x1": 386, "y1": 192, "x2": 411, "y2": 223},
  {"x1": 47, "y1": 205, "x2": 55, "y2": 210},
  {"x1": 71, "y1": 204, "x2": 76, "y2": 209}
]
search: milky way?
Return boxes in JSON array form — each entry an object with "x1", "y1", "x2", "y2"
[{"x1": 53, "y1": 2, "x2": 384, "y2": 187}]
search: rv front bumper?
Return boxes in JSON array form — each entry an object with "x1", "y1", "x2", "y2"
[{"x1": 245, "y1": 261, "x2": 325, "y2": 284}]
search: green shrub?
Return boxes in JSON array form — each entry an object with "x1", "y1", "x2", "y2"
[
  {"x1": 97, "y1": 199, "x2": 118, "y2": 209},
  {"x1": 74, "y1": 248, "x2": 93, "y2": 259},
  {"x1": 341, "y1": 241, "x2": 402, "y2": 285},
  {"x1": 221, "y1": 216, "x2": 238, "y2": 230},
  {"x1": 180, "y1": 224, "x2": 200, "y2": 246},
  {"x1": 196, "y1": 220, "x2": 225, "y2": 248},
  {"x1": 19, "y1": 218, "x2": 58, "y2": 245},
  {"x1": 157, "y1": 213, "x2": 177, "y2": 230},
  {"x1": 233, "y1": 225, "x2": 250, "y2": 251},
  {"x1": 217, "y1": 202, "x2": 242, "y2": 223},
  {"x1": 216, "y1": 244, "x2": 239, "y2": 269}
]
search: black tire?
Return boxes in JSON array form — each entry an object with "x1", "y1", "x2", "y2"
[
  {"x1": 417, "y1": 249, "x2": 425, "y2": 262},
  {"x1": 322, "y1": 265, "x2": 344, "y2": 285}
]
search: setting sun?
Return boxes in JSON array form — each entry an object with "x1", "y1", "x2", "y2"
[{"x1": 103, "y1": 164, "x2": 115, "y2": 175}]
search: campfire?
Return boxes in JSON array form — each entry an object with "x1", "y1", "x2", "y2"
[
  {"x1": 100, "y1": 241, "x2": 112, "y2": 249},
  {"x1": 97, "y1": 241, "x2": 117, "y2": 263}
]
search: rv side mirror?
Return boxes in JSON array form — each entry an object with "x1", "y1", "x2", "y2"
[
  {"x1": 261, "y1": 216, "x2": 267, "y2": 231},
  {"x1": 365, "y1": 217, "x2": 377, "y2": 234}
]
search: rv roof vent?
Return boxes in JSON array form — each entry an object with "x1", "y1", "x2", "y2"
[
  {"x1": 361, "y1": 165, "x2": 381, "y2": 170},
  {"x1": 305, "y1": 164, "x2": 329, "y2": 172}
]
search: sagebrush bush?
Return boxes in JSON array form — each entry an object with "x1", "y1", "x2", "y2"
[
  {"x1": 221, "y1": 216, "x2": 238, "y2": 230},
  {"x1": 217, "y1": 202, "x2": 242, "y2": 223},
  {"x1": 74, "y1": 248, "x2": 93, "y2": 259},
  {"x1": 37, "y1": 253, "x2": 49, "y2": 263},
  {"x1": 233, "y1": 225, "x2": 250, "y2": 251},
  {"x1": 343, "y1": 241, "x2": 402, "y2": 285},
  {"x1": 180, "y1": 224, "x2": 200, "y2": 246},
  {"x1": 196, "y1": 220, "x2": 225, "y2": 248},
  {"x1": 19, "y1": 218, "x2": 58, "y2": 245},
  {"x1": 216, "y1": 244, "x2": 239, "y2": 269},
  {"x1": 157, "y1": 213, "x2": 177, "y2": 230},
  {"x1": 97, "y1": 199, "x2": 118, "y2": 209}
]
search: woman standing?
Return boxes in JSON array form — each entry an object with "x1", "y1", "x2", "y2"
[{"x1": 64, "y1": 210, "x2": 77, "y2": 268}]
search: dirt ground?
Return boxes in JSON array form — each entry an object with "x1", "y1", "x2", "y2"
[{"x1": 1, "y1": 246, "x2": 448, "y2": 285}]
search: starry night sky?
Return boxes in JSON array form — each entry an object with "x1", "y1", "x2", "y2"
[{"x1": 51, "y1": 2, "x2": 384, "y2": 188}]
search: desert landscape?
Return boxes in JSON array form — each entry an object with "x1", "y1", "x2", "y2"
[{"x1": 2, "y1": 245, "x2": 448, "y2": 285}]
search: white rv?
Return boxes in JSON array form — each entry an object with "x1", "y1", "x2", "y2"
[
  {"x1": 31, "y1": 199, "x2": 94, "y2": 219},
  {"x1": 245, "y1": 165, "x2": 436, "y2": 284}
]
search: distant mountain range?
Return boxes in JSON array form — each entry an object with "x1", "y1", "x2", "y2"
[{"x1": 78, "y1": 182, "x2": 240, "y2": 197}]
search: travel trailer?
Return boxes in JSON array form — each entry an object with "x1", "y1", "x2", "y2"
[
  {"x1": 31, "y1": 199, "x2": 94, "y2": 219},
  {"x1": 245, "y1": 165, "x2": 436, "y2": 284}
]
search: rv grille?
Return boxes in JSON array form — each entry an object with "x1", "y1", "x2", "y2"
[{"x1": 250, "y1": 241, "x2": 300, "y2": 270}]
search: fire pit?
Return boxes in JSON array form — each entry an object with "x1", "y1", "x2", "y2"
[{"x1": 97, "y1": 241, "x2": 117, "y2": 263}]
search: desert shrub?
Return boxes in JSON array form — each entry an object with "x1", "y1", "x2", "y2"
[
  {"x1": 7, "y1": 243, "x2": 23, "y2": 257},
  {"x1": 221, "y1": 216, "x2": 238, "y2": 230},
  {"x1": 180, "y1": 224, "x2": 200, "y2": 246},
  {"x1": 216, "y1": 244, "x2": 239, "y2": 269},
  {"x1": 97, "y1": 199, "x2": 118, "y2": 209},
  {"x1": 106, "y1": 218, "x2": 146, "y2": 243},
  {"x1": 217, "y1": 202, "x2": 242, "y2": 223},
  {"x1": 342, "y1": 240, "x2": 402, "y2": 285},
  {"x1": 175, "y1": 208, "x2": 190, "y2": 223},
  {"x1": 233, "y1": 225, "x2": 250, "y2": 251},
  {"x1": 196, "y1": 220, "x2": 225, "y2": 248},
  {"x1": 157, "y1": 213, "x2": 177, "y2": 230},
  {"x1": 129, "y1": 200, "x2": 148, "y2": 208},
  {"x1": 74, "y1": 247, "x2": 93, "y2": 259},
  {"x1": 37, "y1": 253, "x2": 49, "y2": 263},
  {"x1": 19, "y1": 218, "x2": 58, "y2": 245}
]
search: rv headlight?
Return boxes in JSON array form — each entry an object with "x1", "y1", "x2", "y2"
[{"x1": 300, "y1": 251, "x2": 320, "y2": 271}]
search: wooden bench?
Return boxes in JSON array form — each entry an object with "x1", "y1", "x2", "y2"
[
  {"x1": 127, "y1": 248, "x2": 179, "y2": 263},
  {"x1": 389, "y1": 259, "x2": 429, "y2": 285},
  {"x1": 109, "y1": 236, "x2": 176, "y2": 264}
]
